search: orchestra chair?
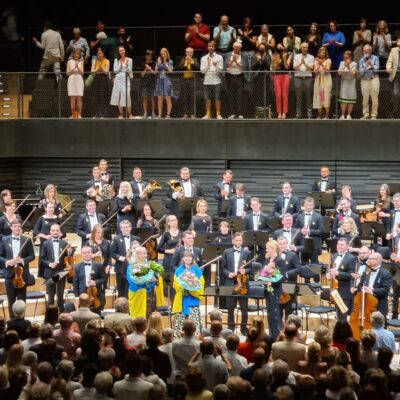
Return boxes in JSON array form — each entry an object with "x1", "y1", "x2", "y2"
[
  {"x1": 305, "y1": 288, "x2": 336, "y2": 333},
  {"x1": 0, "y1": 298, "x2": 6, "y2": 318},
  {"x1": 387, "y1": 319, "x2": 400, "y2": 352},
  {"x1": 26, "y1": 291, "x2": 47, "y2": 317}
]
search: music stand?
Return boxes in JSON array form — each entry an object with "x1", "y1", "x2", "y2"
[
  {"x1": 203, "y1": 243, "x2": 231, "y2": 294},
  {"x1": 307, "y1": 192, "x2": 335, "y2": 213},
  {"x1": 135, "y1": 228, "x2": 154, "y2": 244},
  {"x1": 325, "y1": 238, "x2": 338, "y2": 254},
  {"x1": 360, "y1": 221, "x2": 375, "y2": 241},
  {"x1": 203, "y1": 285, "x2": 235, "y2": 327},
  {"x1": 242, "y1": 231, "x2": 269, "y2": 247},
  {"x1": 388, "y1": 183, "x2": 400, "y2": 196},
  {"x1": 269, "y1": 217, "x2": 282, "y2": 232},
  {"x1": 44, "y1": 270, "x2": 70, "y2": 285},
  {"x1": 136, "y1": 200, "x2": 162, "y2": 216},
  {"x1": 227, "y1": 217, "x2": 246, "y2": 233},
  {"x1": 281, "y1": 282, "x2": 318, "y2": 315},
  {"x1": 371, "y1": 222, "x2": 386, "y2": 238},
  {"x1": 220, "y1": 200, "x2": 230, "y2": 215},
  {"x1": 194, "y1": 232, "x2": 217, "y2": 248}
]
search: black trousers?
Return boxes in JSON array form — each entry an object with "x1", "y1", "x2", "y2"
[
  {"x1": 47, "y1": 277, "x2": 66, "y2": 311},
  {"x1": 226, "y1": 74, "x2": 244, "y2": 116},
  {"x1": 5, "y1": 279, "x2": 26, "y2": 319},
  {"x1": 266, "y1": 288, "x2": 282, "y2": 340},
  {"x1": 227, "y1": 295, "x2": 248, "y2": 333},
  {"x1": 116, "y1": 273, "x2": 128, "y2": 298},
  {"x1": 392, "y1": 280, "x2": 400, "y2": 318}
]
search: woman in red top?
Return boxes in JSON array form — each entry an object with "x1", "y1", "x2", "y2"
[{"x1": 237, "y1": 327, "x2": 262, "y2": 363}]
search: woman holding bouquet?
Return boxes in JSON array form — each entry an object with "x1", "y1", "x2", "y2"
[
  {"x1": 126, "y1": 246, "x2": 164, "y2": 318},
  {"x1": 259, "y1": 239, "x2": 286, "y2": 340},
  {"x1": 172, "y1": 251, "x2": 204, "y2": 336}
]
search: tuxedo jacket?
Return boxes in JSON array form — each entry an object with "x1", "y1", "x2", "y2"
[
  {"x1": 221, "y1": 247, "x2": 252, "y2": 285},
  {"x1": 39, "y1": 238, "x2": 69, "y2": 278},
  {"x1": 171, "y1": 246, "x2": 202, "y2": 270},
  {"x1": 111, "y1": 233, "x2": 140, "y2": 275},
  {"x1": 244, "y1": 212, "x2": 271, "y2": 232},
  {"x1": 214, "y1": 181, "x2": 236, "y2": 215},
  {"x1": 330, "y1": 252, "x2": 357, "y2": 300},
  {"x1": 85, "y1": 239, "x2": 112, "y2": 267},
  {"x1": 166, "y1": 179, "x2": 204, "y2": 217},
  {"x1": 130, "y1": 180, "x2": 153, "y2": 202},
  {"x1": 100, "y1": 172, "x2": 114, "y2": 186},
  {"x1": 85, "y1": 178, "x2": 109, "y2": 196},
  {"x1": 73, "y1": 261, "x2": 106, "y2": 297},
  {"x1": 0, "y1": 235, "x2": 35, "y2": 281},
  {"x1": 294, "y1": 212, "x2": 324, "y2": 251},
  {"x1": 76, "y1": 212, "x2": 107, "y2": 245},
  {"x1": 227, "y1": 194, "x2": 251, "y2": 218},
  {"x1": 356, "y1": 267, "x2": 392, "y2": 316},
  {"x1": 312, "y1": 178, "x2": 337, "y2": 193},
  {"x1": 272, "y1": 195, "x2": 302, "y2": 219},
  {"x1": 387, "y1": 209, "x2": 400, "y2": 234},
  {"x1": 332, "y1": 212, "x2": 361, "y2": 236},
  {"x1": 278, "y1": 251, "x2": 301, "y2": 282},
  {"x1": 273, "y1": 228, "x2": 305, "y2": 253}
]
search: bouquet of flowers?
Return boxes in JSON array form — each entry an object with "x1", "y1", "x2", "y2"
[
  {"x1": 257, "y1": 262, "x2": 283, "y2": 293},
  {"x1": 177, "y1": 270, "x2": 202, "y2": 293},
  {"x1": 131, "y1": 260, "x2": 164, "y2": 286}
]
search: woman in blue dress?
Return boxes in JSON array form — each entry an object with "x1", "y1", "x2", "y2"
[
  {"x1": 155, "y1": 47, "x2": 174, "y2": 118},
  {"x1": 322, "y1": 20, "x2": 345, "y2": 70}
]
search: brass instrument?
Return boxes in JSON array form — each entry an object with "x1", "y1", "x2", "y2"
[
  {"x1": 101, "y1": 184, "x2": 115, "y2": 199},
  {"x1": 143, "y1": 180, "x2": 162, "y2": 195},
  {"x1": 167, "y1": 179, "x2": 184, "y2": 194}
]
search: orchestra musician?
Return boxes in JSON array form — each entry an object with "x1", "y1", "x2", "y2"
[
  {"x1": 40, "y1": 223, "x2": 71, "y2": 311},
  {"x1": 0, "y1": 189, "x2": 12, "y2": 217},
  {"x1": 130, "y1": 167, "x2": 152, "y2": 223},
  {"x1": 227, "y1": 183, "x2": 251, "y2": 218},
  {"x1": 376, "y1": 184, "x2": 393, "y2": 239},
  {"x1": 385, "y1": 192, "x2": 400, "y2": 247},
  {"x1": 111, "y1": 219, "x2": 140, "y2": 298},
  {"x1": 98, "y1": 159, "x2": 114, "y2": 186},
  {"x1": 294, "y1": 197, "x2": 324, "y2": 263},
  {"x1": 273, "y1": 213, "x2": 304, "y2": 253},
  {"x1": 115, "y1": 181, "x2": 135, "y2": 234},
  {"x1": 76, "y1": 199, "x2": 108, "y2": 246},
  {"x1": 326, "y1": 238, "x2": 357, "y2": 321},
  {"x1": 0, "y1": 200, "x2": 18, "y2": 240},
  {"x1": 85, "y1": 166, "x2": 108, "y2": 202},
  {"x1": 188, "y1": 199, "x2": 213, "y2": 234},
  {"x1": 350, "y1": 245, "x2": 371, "y2": 290},
  {"x1": 335, "y1": 217, "x2": 362, "y2": 254},
  {"x1": 272, "y1": 181, "x2": 302, "y2": 219},
  {"x1": 214, "y1": 169, "x2": 235, "y2": 217},
  {"x1": 171, "y1": 230, "x2": 202, "y2": 270},
  {"x1": 340, "y1": 185, "x2": 358, "y2": 213},
  {"x1": 312, "y1": 165, "x2": 337, "y2": 194},
  {"x1": 166, "y1": 167, "x2": 204, "y2": 231},
  {"x1": 0, "y1": 219, "x2": 35, "y2": 318},
  {"x1": 214, "y1": 220, "x2": 232, "y2": 244},
  {"x1": 73, "y1": 245, "x2": 106, "y2": 313},
  {"x1": 157, "y1": 215, "x2": 182, "y2": 273},
  {"x1": 332, "y1": 198, "x2": 361, "y2": 237},
  {"x1": 221, "y1": 232, "x2": 252, "y2": 335},
  {"x1": 38, "y1": 184, "x2": 63, "y2": 217},
  {"x1": 354, "y1": 252, "x2": 392, "y2": 317},
  {"x1": 136, "y1": 203, "x2": 161, "y2": 261}
]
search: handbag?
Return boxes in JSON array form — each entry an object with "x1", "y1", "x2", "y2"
[{"x1": 85, "y1": 73, "x2": 96, "y2": 87}]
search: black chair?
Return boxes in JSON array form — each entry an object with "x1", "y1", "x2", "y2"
[
  {"x1": 26, "y1": 291, "x2": 47, "y2": 317},
  {"x1": 305, "y1": 288, "x2": 336, "y2": 333},
  {"x1": 0, "y1": 298, "x2": 6, "y2": 318}
]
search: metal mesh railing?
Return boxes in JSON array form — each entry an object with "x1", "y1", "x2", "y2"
[{"x1": 1, "y1": 70, "x2": 399, "y2": 119}]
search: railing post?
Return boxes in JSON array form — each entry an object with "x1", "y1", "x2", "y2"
[{"x1": 193, "y1": 72, "x2": 197, "y2": 118}]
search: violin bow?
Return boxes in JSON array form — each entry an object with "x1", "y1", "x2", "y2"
[
  {"x1": 59, "y1": 213, "x2": 75, "y2": 228},
  {"x1": 140, "y1": 213, "x2": 168, "y2": 246},
  {"x1": 14, "y1": 194, "x2": 31, "y2": 213},
  {"x1": 101, "y1": 211, "x2": 118, "y2": 227}
]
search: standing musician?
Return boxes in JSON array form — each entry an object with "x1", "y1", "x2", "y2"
[
  {"x1": 350, "y1": 246, "x2": 371, "y2": 290},
  {"x1": 38, "y1": 184, "x2": 63, "y2": 218},
  {"x1": 227, "y1": 183, "x2": 251, "y2": 218},
  {"x1": 136, "y1": 203, "x2": 161, "y2": 261},
  {"x1": 130, "y1": 167, "x2": 153, "y2": 222},
  {"x1": 312, "y1": 165, "x2": 336, "y2": 194},
  {"x1": 335, "y1": 217, "x2": 362, "y2": 254},
  {"x1": 273, "y1": 213, "x2": 304, "y2": 254},
  {"x1": 214, "y1": 169, "x2": 235, "y2": 217},
  {"x1": 376, "y1": 184, "x2": 393, "y2": 242},
  {"x1": 221, "y1": 232, "x2": 252, "y2": 335},
  {"x1": 171, "y1": 231, "x2": 202, "y2": 270},
  {"x1": 326, "y1": 238, "x2": 356, "y2": 321},
  {"x1": 111, "y1": 219, "x2": 140, "y2": 298},
  {"x1": 76, "y1": 199, "x2": 108, "y2": 247},
  {"x1": 355, "y1": 252, "x2": 392, "y2": 317},
  {"x1": 332, "y1": 198, "x2": 361, "y2": 237},
  {"x1": 214, "y1": 220, "x2": 232, "y2": 244},
  {"x1": 0, "y1": 189, "x2": 13, "y2": 217},
  {"x1": 272, "y1": 181, "x2": 302, "y2": 219},
  {"x1": 295, "y1": 197, "x2": 324, "y2": 263},
  {"x1": 98, "y1": 159, "x2": 114, "y2": 186},
  {"x1": 33, "y1": 203, "x2": 63, "y2": 278},
  {"x1": 85, "y1": 166, "x2": 108, "y2": 202},
  {"x1": 0, "y1": 219, "x2": 35, "y2": 318},
  {"x1": 73, "y1": 245, "x2": 106, "y2": 313},
  {"x1": 40, "y1": 223, "x2": 71, "y2": 312},
  {"x1": 188, "y1": 199, "x2": 213, "y2": 234},
  {"x1": 385, "y1": 192, "x2": 400, "y2": 247},
  {"x1": 166, "y1": 166, "x2": 204, "y2": 231},
  {"x1": 115, "y1": 181, "x2": 135, "y2": 234},
  {"x1": 340, "y1": 185, "x2": 358, "y2": 213},
  {"x1": 0, "y1": 200, "x2": 18, "y2": 240}
]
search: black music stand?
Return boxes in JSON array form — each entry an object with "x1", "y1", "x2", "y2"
[
  {"x1": 178, "y1": 197, "x2": 200, "y2": 215},
  {"x1": 326, "y1": 238, "x2": 338, "y2": 254},
  {"x1": 281, "y1": 282, "x2": 318, "y2": 315},
  {"x1": 204, "y1": 285, "x2": 235, "y2": 327},
  {"x1": 162, "y1": 271, "x2": 175, "y2": 325},
  {"x1": 382, "y1": 261, "x2": 400, "y2": 285},
  {"x1": 227, "y1": 217, "x2": 246, "y2": 233},
  {"x1": 136, "y1": 200, "x2": 162, "y2": 216},
  {"x1": 220, "y1": 200, "x2": 230, "y2": 216},
  {"x1": 194, "y1": 232, "x2": 217, "y2": 248},
  {"x1": 388, "y1": 183, "x2": 400, "y2": 196},
  {"x1": 308, "y1": 192, "x2": 335, "y2": 213},
  {"x1": 243, "y1": 231, "x2": 269, "y2": 259},
  {"x1": 269, "y1": 217, "x2": 282, "y2": 232},
  {"x1": 300, "y1": 238, "x2": 315, "y2": 261}
]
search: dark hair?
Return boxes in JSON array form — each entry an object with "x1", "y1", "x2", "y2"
[
  {"x1": 82, "y1": 363, "x2": 98, "y2": 387},
  {"x1": 140, "y1": 355, "x2": 154, "y2": 376},
  {"x1": 37, "y1": 361, "x2": 55, "y2": 384},
  {"x1": 44, "y1": 305, "x2": 59, "y2": 326},
  {"x1": 43, "y1": 20, "x2": 53, "y2": 30},
  {"x1": 172, "y1": 379, "x2": 189, "y2": 400},
  {"x1": 186, "y1": 368, "x2": 206, "y2": 393},
  {"x1": 126, "y1": 352, "x2": 143, "y2": 376},
  {"x1": 328, "y1": 20, "x2": 338, "y2": 30},
  {"x1": 242, "y1": 17, "x2": 253, "y2": 27},
  {"x1": 4, "y1": 330, "x2": 19, "y2": 350},
  {"x1": 200, "y1": 340, "x2": 214, "y2": 355},
  {"x1": 377, "y1": 347, "x2": 393, "y2": 370},
  {"x1": 332, "y1": 321, "x2": 353, "y2": 345}
]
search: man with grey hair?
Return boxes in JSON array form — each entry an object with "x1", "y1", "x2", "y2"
[
  {"x1": 6, "y1": 300, "x2": 31, "y2": 340},
  {"x1": 227, "y1": 41, "x2": 244, "y2": 119},
  {"x1": 104, "y1": 297, "x2": 133, "y2": 334},
  {"x1": 94, "y1": 371, "x2": 114, "y2": 400},
  {"x1": 371, "y1": 311, "x2": 396, "y2": 352},
  {"x1": 201, "y1": 308, "x2": 233, "y2": 339},
  {"x1": 159, "y1": 328, "x2": 176, "y2": 384}
]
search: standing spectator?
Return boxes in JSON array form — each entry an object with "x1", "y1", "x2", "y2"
[
  {"x1": 251, "y1": 43, "x2": 272, "y2": 113},
  {"x1": 140, "y1": 50, "x2": 156, "y2": 118},
  {"x1": 53, "y1": 313, "x2": 81, "y2": 361},
  {"x1": 185, "y1": 13, "x2": 210, "y2": 60},
  {"x1": 257, "y1": 24, "x2": 275, "y2": 58},
  {"x1": 313, "y1": 46, "x2": 332, "y2": 119},
  {"x1": 359, "y1": 330, "x2": 378, "y2": 368},
  {"x1": 177, "y1": 47, "x2": 199, "y2": 118},
  {"x1": 293, "y1": 42, "x2": 315, "y2": 119},
  {"x1": 352, "y1": 18, "x2": 372, "y2": 63},
  {"x1": 6, "y1": 300, "x2": 31, "y2": 340},
  {"x1": 386, "y1": 38, "x2": 400, "y2": 118},
  {"x1": 186, "y1": 368, "x2": 213, "y2": 400},
  {"x1": 32, "y1": 20, "x2": 64, "y2": 80},
  {"x1": 89, "y1": 20, "x2": 106, "y2": 56},
  {"x1": 338, "y1": 51, "x2": 357, "y2": 119},
  {"x1": 116, "y1": 26, "x2": 133, "y2": 58},
  {"x1": 159, "y1": 328, "x2": 176, "y2": 384},
  {"x1": 283, "y1": 25, "x2": 301, "y2": 55},
  {"x1": 110, "y1": 46, "x2": 133, "y2": 119},
  {"x1": 90, "y1": 47, "x2": 110, "y2": 118},
  {"x1": 373, "y1": 20, "x2": 392, "y2": 68},
  {"x1": 67, "y1": 49, "x2": 84, "y2": 118},
  {"x1": 304, "y1": 22, "x2": 321, "y2": 58},
  {"x1": 155, "y1": 48, "x2": 174, "y2": 118},
  {"x1": 213, "y1": 15, "x2": 237, "y2": 68},
  {"x1": 322, "y1": 20, "x2": 345, "y2": 70},
  {"x1": 237, "y1": 17, "x2": 257, "y2": 81},
  {"x1": 271, "y1": 44, "x2": 293, "y2": 119},
  {"x1": 225, "y1": 334, "x2": 248, "y2": 376},
  {"x1": 358, "y1": 44, "x2": 380, "y2": 119},
  {"x1": 227, "y1": 41, "x2": 245, "y2": 119},
  {"x1": 67, "y1": 28, "x2": 89, "y2": 63},
  {"x1": 371, "y1": 311, "x2": 396, "y2": 352},
  {"x1": 200, "y1": 41, "x2": 223, "y2": 119}
]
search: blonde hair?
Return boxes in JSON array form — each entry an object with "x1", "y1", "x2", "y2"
[
  {"x1": 118, "y1": 181, "x2": 133, "y2": 200},
  {"x1": 338, "y1": 217, "x2": 358, "y2": 236},
  {"x1": 376, "y1": 20, "x2": 389, "y2": 34},
  {"x1": 159, "y1": 47, "x2": 170, "y2": 60},
  {"x1": 44, "y1": 184, "x2": 58, "y2": 199},
  {"x1": 196, "y1": 199, "x2": 208, "y2": 213},
  {"x1": 266, "y1": 239, "x2": 279, "y2": 254},
  {"x1": 89, "y1": 223, "x2": 104, "y2": 244},
  {"x1": 146, "y1": 311, "x2": 163, "y2": 335}
]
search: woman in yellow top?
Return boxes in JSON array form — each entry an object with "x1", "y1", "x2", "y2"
[{"x1": 90, "y1": 47, "x2": 110, "y2": 117}]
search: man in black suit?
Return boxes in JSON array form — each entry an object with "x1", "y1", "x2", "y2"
[
  {"x1": 272, "y1": 182, "x2": 302, "y2": 219},
  {"x1": 221, "y1": 232, "x2": 252, "y2": 334},
  {"x1": 312, "y1": 165, "x2": 336, "y2": 194},
  {"x1": 355, "y1": 252, "x2": 392, "y2": 318},
  {"x1": 166, "y1": 167, "x2": 204, "y2": 230},
  {"x1": 129, "y1": 166, "x2": 153, "y2": 222},
  {"x1": 170, "y1": 231, "x2": 202, "y2": 269},
  {"x1": 0, "y1": 219, "x2": 35, "y2": 318},
  {"x1": 73, "y1": 245, "x2": 107, "y2": 313},
  {"x1": 332, "y1": 198, "x2": 361, "y2": 236},
  {"x1": 273, "y1": 214, "x2": 304, "y2": 254},
  {"x1": 85, "y1": 166, "x2": 109, "y2": 201},
  {"x1": 40, "y1": 223, "x2": 71, "y2": 311},
  {"x1": 98, "y1": 159, "x2": 114, "y2": 186},
  {"x1": 294, "y1": 197, "x2": 325, "y2": 263},
  {"x1": 385, "y1": 193, "x2": 400, "y2": 245},
  {"x1": 227, "y1": 183, "x2": 251, "y2": 218},
  {"x1": 214, "y1": 169, "x2": 235, "y2": 217},
  {"x1": 111, "y1": 219, "x2": 140, "y2": 298},
  {"x1": 76, "y1": 199, "x2": 108, "y2": 246},
  {"x1": 326, "y1": 238, "x2": 357, "y2": 321}
]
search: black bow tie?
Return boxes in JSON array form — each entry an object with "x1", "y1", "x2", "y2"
[
  {"x1": 337, "y1": 253, "x2": 344, "y2": 257},
  {"x1": 284, "y1": 197, "x2": 290, "y2": 199},
  {"x1": 95, "y1": 180, "x2": 101, "y2": 183},
  {"x1": 237, "y1": 197, "x2": 243, "y2": 199},
  {"x1": 305, "y1": 213, "x2": 312, "y2": 216},
  {"x1": 12, "y1": 237, "x2": 20, "y2": 241},
  {"x1": 234, "y1": 248, "x2": 242, "y2": 253},
  {"x1": 124, "y1": 235, "x2": 130, "y2": 239},
  {"x1": 84, "y1": 262, "x2": 91, "y2": 266},
  {"x1": 136, "y1": 180, "x2": 142, "y2": 184},
  {"x1": 89, "y1": 214, "x2": 95, "y2": 217},
  {"x1": 321, "y1": 178, "x2": 328, "y2": 182},
  {"x1": 52, "y1": 239, "x2": 59, "y2": 242},
  {"x1": 283, "y1": 229, "x2": 291, "y2": 233},
  {"x1": 395, "y1": 210, "x2": 400, "y2": 213},
  {"x1": 253, "y1": 213, "x2": 260, "y2": 217},
  {"x1": 101, "y1": 172, "x2": 107, "y2": 176}
]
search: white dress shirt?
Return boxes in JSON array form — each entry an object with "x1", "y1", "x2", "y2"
[
  {"x1": 283, "y1": 196, "x2": 290, "y2": 213},
  {"x1": 12, "y1": 236, "x2": 20, "y2": 259},
  {"x1": 223, "y1": 183, "x2": 230, "y2": 199},
  {"x1": 368, "y1": 268, "x2": 380, "y2": 288},
  {"x1": 182, "y1": 181, "x2": 192, "y2": 197},
  {"x1": 252, "y1": 213, "x2": 260, "y2": 231},
  {"x1": 135, "y1": 180, "x2": 143, "y2": 194},
  {"x1": 236, "y1": 197, "x2": 244, "y2": 216},
  {"x1": 88, "y1": 213, "x2": 98, "y2": 229},
  {"x1": 123, "y1": 235, "x2": 130, "y2": 251},
  {"x1": 320, "y1": 180, "x2": 328, "y2": 192},
  {"x1": 304, "y1": 213, "x2": 312, "y2": 228},
  {"x1": 52, "y1": 239, "x2": 60, "y2": 263},
  {"x1": 84, "y1": 263, "x2": 92, "y2": 287},
  {"x1": 283, "y1": 229, "x2": 292, "y2": 243},
  {"x1": 233, "y1": 248, "x2": 241, "y2": 273}
]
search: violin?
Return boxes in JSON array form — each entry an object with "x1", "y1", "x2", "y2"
[
  {"x1": 64, "y1": 254, "x2": 75, "y2": 279},
  {"x1": 86, "y1": 286, "x2": 101, "y2": 309},
  {"x1": 145, "y1": 239, "x2": 158, "y2": 261},
  {"x1": 12, "y1": 263, "x2": 25, "y2": 289},
  {"x1": 233, "y1": 256, "x2": 257, "y2": 295}
]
